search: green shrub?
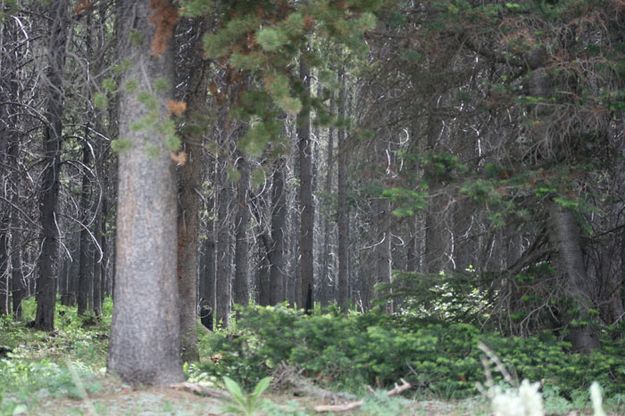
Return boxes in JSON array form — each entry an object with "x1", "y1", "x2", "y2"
[{"x1": 196, "y1": 304, "x2": 625, "y2": 399}]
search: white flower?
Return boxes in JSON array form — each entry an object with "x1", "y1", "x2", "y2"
[
  {"x1": 590, "y1": 382, "x2": 606, "y2": 416},
  {"x1": 490, "y1": 379, "x2": 544, "y2": 416}
]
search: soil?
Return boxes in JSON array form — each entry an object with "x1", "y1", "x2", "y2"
[{"x1": 27, "y1": 379, "x2": 489, "y2": 416}]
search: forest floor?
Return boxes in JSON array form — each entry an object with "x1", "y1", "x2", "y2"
[
  {"x1": 4, "y1": 300, "x2": 625, "y2": 415},
  {"x1": 29, "y1": 376, "x2": 490, "y2": 416},
  {"x1": 17, "y1": 375, "x2": 625, "y2": 416}
]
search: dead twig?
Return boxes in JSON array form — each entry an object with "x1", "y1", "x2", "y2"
[
  {"x1": 170, "y1": 382, "x2": 228, "y2": 399},
  {"x1": 314, "y1": 378, "x2": 412, "y2": 413},
  {"x1": 271, "y1": 362, "x2": 357, "y2": 402}
]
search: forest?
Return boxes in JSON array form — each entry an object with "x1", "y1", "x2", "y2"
[{"x1": 2, "y1": 0, "x2": 625, "y2": 414}]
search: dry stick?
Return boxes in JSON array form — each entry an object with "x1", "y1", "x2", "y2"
[
  {"x1": 477, "y1": 342, "x2": 514, "y2": 386},
  {"x1": 170, "y1": 382, "x2": 228, "y2": 399},
  {"x1": 271, "y1": 362, "x2": 357, "y2": 402},
  {"x1": 314, "y1": 379, "x2": 412, "y2": 413}
]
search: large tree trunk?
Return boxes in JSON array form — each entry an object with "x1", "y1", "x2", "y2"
[
  {"x1": 107, "y1": 0, "x2": 184, "y2": 385},
  {"x1": 298, "y1": 59, "x2": 314, "y2": 312},
  {"x1": 233, "y1": 154, "x2": 250, "y2": 306},
  {"x1": 176, "y1": 17, "x2": 209, "y2": 362},
  {"x1": 269, "y1": 159, "x2": 286, "y2": 304},
  {"x1": 34, "y1": 0, "x2": 70, "y2": 331},
  {"x1": 337, "y1": 70, "x2": 349, "y2": 311},
  {"x1": 548, "y1": 203, "x2": 600, "y2": 353}
]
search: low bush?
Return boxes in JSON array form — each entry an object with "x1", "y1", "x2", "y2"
[
  {"x1": 195, "y1": 304, "x2": 625, "y2": 399},
  {"x1": 0, "y1": 298, "x2": 109, "y2": 413}
]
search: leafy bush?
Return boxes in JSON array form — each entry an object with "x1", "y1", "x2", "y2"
[{"x1": 196, "y1": 304, "x2": 625, "y2": 399}]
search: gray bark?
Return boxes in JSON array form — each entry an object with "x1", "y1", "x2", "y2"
[
  {"x1": 200, "y1": 197, "x2": 216, "y2": 316},
  {"x1": 176, "y1": 17, "x2": 209, "y2": 362},
  {"x1": 319, "y1": 97, "x2": 335, "y2": 307},
  {"x1": 107, "y1": 0, "x2": 184, "y2": 385},
  {"x1": 298, "y1": 59, "x2": 314, "y2": 312},
  {"x1": 337, "y1": 70, "x2": 349, "y2": 311},
  {"x1": 233, "y1": 154, "x2": 250, "y2": 306},
  {"x1": 35, "y1": 0, "x2": 70, "y2": 331},
  {"x1": 77, "y1": 133, "x2": 94, "y2": 316},
  {"x1": 269, "y1": 159, "x2": 286, "y2": 304},
  {"x1": 423, "y1": 103, "x2": 446, "y2": 275},
  {"x1": 0, "y1": 226, "x2": 8, "y2": 315},
  {"x1": 9, "y1": 137, "x2": 26, "y2": 319},
  {"x1": 215, "y1": 157, "x2": 233, "y2": 327},
  {"x1": 372, "y1": 197, "x2": 392, "y2": 312},
  {"x1": 548, "y1": 203, "x2": 600, "y2": 352}
]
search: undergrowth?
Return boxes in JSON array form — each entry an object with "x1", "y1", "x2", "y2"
[
  {"x1": 193, "y1": 304, "x2": 625, "y2": 410},
  {"x1": 2, "y1": 299, "x2": 625, "y2": 415},
  {"x1": 0, "y1": 298, "x2": 110, "y2": 414}
]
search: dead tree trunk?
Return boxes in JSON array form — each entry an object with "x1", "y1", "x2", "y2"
[
  {"x1": 233, "y1": 153, "x2": 250, "y2": 306},
  {"x1": 337, "y1": 70, "x2": 349, "y2": 311},
  {"x1": 35, "y1": 0, "x2": 70, "y2": 331},
  {"x1": 298, "y1": 59, "x2": 314, "y2": 312},
  {"x1": 269, "y1": 158, "x2": 287, "y2": 304}
]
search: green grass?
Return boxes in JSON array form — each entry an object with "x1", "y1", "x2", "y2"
[
  {"x1": 0, "y1": 298, "x2": 111, "y2": 415},
  {"x1": 2, "y1": 300, "x2": 625, "y2": 415}
]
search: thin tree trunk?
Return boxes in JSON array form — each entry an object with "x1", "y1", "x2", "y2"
[
  {"x1": 298, "y1": 59, "x2": 314, "y2": 312},
  {"x1": 548, "y1": 203, "x2": 600, "y2": 352},
  {"x1": 373, "y1": 197, "x2": 392, "y2": 312},
  {"x1": 77, "y1": 132, "x2": 93, "y2": 316},
  {"x1": 100, "y1": 194, "x2": 109, "y2": 299},
  {"x1": 337, "y1": 70, "x2": 349, "y2": 311},
  {"x1": 423, "y1": 100, "x2": 446, "y2": 275},
  {"x1": 406, "y1": 217, "x2": 419, "y2": 272},
  {"x1": 92, "y1": 219, "x2": 102, "y2": 318},
  {"x1": 215, "y1": 157, "x2": 232, "y2": 327},
  {"x1": 9, "y1": 139, "x2": 26, "y2": 319},
  {"x1": 233, "y1": 153, "x2": 250, "y2": 306},
  {"x1": 59, "y1": 256, "x2": 72, "y2": 306},
  {"x1": 34, "y1": 0, "x2": 70, "y2": 331},
  {"x1": 0, "y1": 227, "x2": 8, "y2": 315},
  {"x1": 199, "y1": 154, "x2": 216, "y2": 318},
  {"x1": 269, "y1": 159, "x2": 286, "y2": 304},
  {"x1": 176, "y1": 17, "x2": 209, "y2": 362},
  {"x1": 257, "y1": 243, "x2": 271, "y2": 306},
  {"x1": 200, "y1": 196, "x2": 216, "y2": 315},
  {"x1": 319, "y1": 97, "x2": 335, "y2": 307},
  {"x1": 10, "y1": 207, "x2": 25, "y2": 319}
]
